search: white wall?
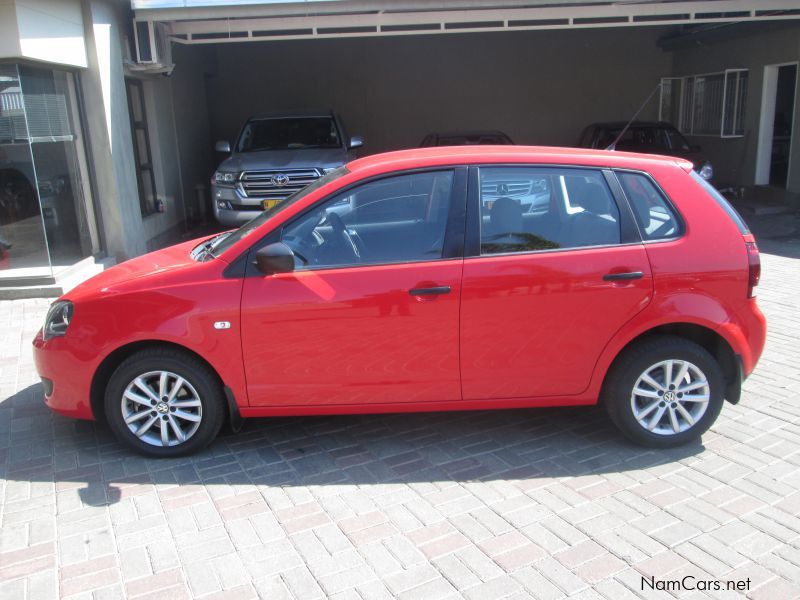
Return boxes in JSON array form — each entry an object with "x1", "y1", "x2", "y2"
[
  {"x1": 204, "y1": 27, "x2": 672, "y2": 155},
  {"x1": 80, "y1": 0, "x2": 148, "y2": 261},
  {"x1": 0, "y1": 0, "x2": 87, "y2": 68}
]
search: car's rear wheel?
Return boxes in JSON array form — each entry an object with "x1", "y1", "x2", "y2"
[
  {"x1": 602, "y1": 336, "x2": 725, "y2": 448},
  {"x1": 104, "y1": 348, "x2": 225, "y2": 457}
]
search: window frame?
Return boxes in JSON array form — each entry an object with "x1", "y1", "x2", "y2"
[
  {"x1": 660, "y1": 70, "x2": 748, "y2": 139},
  {"x1": 611, "y1": 168, "x2": 686, "y2": 244},
  {"x1": 124, "y1": 78, "x2": 158, "y2": 217},
  {"x1": 241, "y1": 166, "x2": 469, "y2": 277},
  {"x1": 464, "y1": 164, "x2": 640, "y2": 259}
]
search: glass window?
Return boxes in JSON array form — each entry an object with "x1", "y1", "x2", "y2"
[
  {"x1": 479, "y1": 167, "x2": 620, "y2": 255},
  {"x1": 280, "y1": 170, "x2": 454, "y2": 269},
  {"x1": 617, "y1": 172, "x2": 681, "y2": 240},
  {"x1": 0, "y1": 64, "x2": 50, "y2": 279},
  {"x1": 690, "y1": 171, "x2": 749, "y2": 234},
  {"x1": 237, "y1": 117, "x2": 341, "y2": 152},
  {"x1": 661, "y1": 70, "x2": 748, "y2": 138},
  {"x1": 204, "y1": 167, "x2": 349, "y2": 259}
]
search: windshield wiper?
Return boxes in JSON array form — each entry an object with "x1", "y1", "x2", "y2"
[{"x1": 191, "y1": 233, "x2": 229, "y2": 261}]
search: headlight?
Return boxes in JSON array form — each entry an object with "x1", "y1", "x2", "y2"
[
  {"x1": 322, "y1": 167, "x2": 341, "y2": 174},
  {"x1": 213, "y1": 171, "x2": 238, "y2": 185},
  {"x1": 698, "y1": 162, "x2": 714, "y2": 181},
  {"x1": 43, "y1": 300, "x2": 73, "y2": 341}
]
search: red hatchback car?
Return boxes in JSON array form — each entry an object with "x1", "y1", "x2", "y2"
[{"x1": 33, "y1": 147, "x2": 766, "y2": 457}]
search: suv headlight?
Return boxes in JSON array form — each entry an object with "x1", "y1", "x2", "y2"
[
  {"x1": 322, "y1": 167, "x2": 341, "y2": 174},
  {"x1": 43, "y1": 300, "x2": 73, "y2": 341},
  {"x1": 698, "y1": 162, "x2": 714, "y2": 181},
  {"x1": 213, "y1": 171, "x2": 238, "y2": 186}
]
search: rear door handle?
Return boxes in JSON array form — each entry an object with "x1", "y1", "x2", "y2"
[
  {"x1": 603, "y1": 271, "x2": 644, "y2": 281},
  {"x1": 409, "y1": 286, "x2": 451, "y2": 296}
]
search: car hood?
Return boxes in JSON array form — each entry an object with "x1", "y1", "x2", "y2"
[
  {"x1": 219, "y1": 147, "x2": 349, "y2": 172},
  {"x1": 65, "y1": 237, "x2": 213, "y2": 302}
]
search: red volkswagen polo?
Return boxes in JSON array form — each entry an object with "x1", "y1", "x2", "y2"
[{"x1": 33, "y1": 147, "x2": 766, "y2": 457}]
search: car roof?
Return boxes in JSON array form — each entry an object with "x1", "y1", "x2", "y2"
[
  {"x1": 347, "y1": 145, "x2": 694, "y2": 175},
  {"x1": 247, "y1": 110, "x2": 335, "y2": 120}
]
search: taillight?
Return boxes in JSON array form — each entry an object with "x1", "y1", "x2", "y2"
[{"x1": 746, "y1": 241, "x2": 760, "y2": 298}]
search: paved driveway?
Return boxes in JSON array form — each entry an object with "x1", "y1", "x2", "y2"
[{"x1": 1, "y1": 247, "x2": 800, "y2": 599}]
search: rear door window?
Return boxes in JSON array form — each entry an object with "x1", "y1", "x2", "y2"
[
  {"x1": 616, "y1": 172, "x2": 682, "y2": 241},
  {"x1": 478, "y1": 167, "x2": 621, "y2": 254}
]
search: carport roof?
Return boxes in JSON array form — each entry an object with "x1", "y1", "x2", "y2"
[{"x1": 132, "y1": 1, "x2": 800, "y2": 44}]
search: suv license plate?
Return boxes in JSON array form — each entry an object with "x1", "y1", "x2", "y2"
[{"x1": 262, "y1": 199, "x2": 283, "y2": 210}]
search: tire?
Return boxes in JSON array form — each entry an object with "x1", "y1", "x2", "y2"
[
  {"x1": 602, "y1": 335, "x2": 725, "y2": 448},
  {"x1": 104, "y1": 348, "x2": 225, "y2": 457}
]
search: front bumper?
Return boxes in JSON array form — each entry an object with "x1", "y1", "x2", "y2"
[
  {"x1": 212, "y1": 183, "x2": 284, "y2": 227},
  {"x1": 32, "y1": 329, "x2": 95, "y2": 420}
]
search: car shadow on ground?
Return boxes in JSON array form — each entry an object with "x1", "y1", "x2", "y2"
[{"x1": 1, "y1": 383, "x2": 704, "y2": 507}]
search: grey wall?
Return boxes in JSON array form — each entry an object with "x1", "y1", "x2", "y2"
[
  {"x1": 203, "y1": 27, "x2": 672, "y2": 155},
  {"x1": 170, "y1": 43, "x2": 215, "y2": 224},
  {"x1": 671, "y1": 24, "x2": 800, "y2": 193}
]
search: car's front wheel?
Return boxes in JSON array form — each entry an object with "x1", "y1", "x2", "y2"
[
  {"x1": 104, "y1": 348, "x2": 225, "y2": 457},
  {"x1": 602, "y1": 336, "x2": 725, "y2": 448}
]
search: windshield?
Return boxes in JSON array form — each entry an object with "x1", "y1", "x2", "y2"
[
  {"x1": 205, "y1": 166, "x2": 350, "y2": 258},
  {"x1": 237, "y1": 117, "x2": 341, "y2": 152},
  {"x1": 663, "y1": 127, "x2": 691, "y2": 151}
]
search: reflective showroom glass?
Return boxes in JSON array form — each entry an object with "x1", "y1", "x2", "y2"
[{"x1": 0, "y1": 64, "x2": 97, "y2": 281}]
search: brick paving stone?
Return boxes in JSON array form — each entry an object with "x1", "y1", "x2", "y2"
[{"x1": 3, "y1": 243, "x2": 800, "y2": 598}]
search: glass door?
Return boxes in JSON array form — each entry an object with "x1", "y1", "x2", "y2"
[
  {"x1": 0, "y1": 64, "x2": 52, "y2": 280},
  {"x1": 19, "y1": 65, "x2": 97, "y2": 269}
]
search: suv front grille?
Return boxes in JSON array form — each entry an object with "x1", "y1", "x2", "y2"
[
  {"x1": 480, "y1": 180, "x2": 534, "y2": 198},
  {"x1": 239, "y1": 168, "x2": 322, "y2": 198}
]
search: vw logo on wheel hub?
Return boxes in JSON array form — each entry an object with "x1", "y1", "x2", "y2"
[{"x1": 271, "y1": 173, "x2": 290, "y2": 187}]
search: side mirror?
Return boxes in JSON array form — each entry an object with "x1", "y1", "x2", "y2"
[
  {"x1": 349, "y1": 136, "x2": 364, "y2": 149},
  {"x1": 215, "y1": 140, "x2": 231, "y2": 153},
  {"x1": 255, "y1": 242, "x2": 295, "y2": 275}
]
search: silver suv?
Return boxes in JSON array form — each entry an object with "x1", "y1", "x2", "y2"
[{"x1": 211, "y1": 111, "x2": 363, "y2": 226}]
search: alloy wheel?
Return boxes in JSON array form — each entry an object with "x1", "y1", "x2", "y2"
[
  {"x1": 121, "y1": 370, "x2": 203, "y2": 447},
  {"x1": 630, "y1": 359, "x2": 710, "y2": 436}
]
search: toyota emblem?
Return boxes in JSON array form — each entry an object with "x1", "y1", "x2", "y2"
[{"x1": 271, "y1": 173, "x2": 290, "y2": 187}]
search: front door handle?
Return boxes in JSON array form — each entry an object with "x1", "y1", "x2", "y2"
[
  {"x1": 603, "y1": 271, "x2": 644, "y2": 281},
  {"x1": 409, "y1": 286, "x2": 451, "y2": 296}
]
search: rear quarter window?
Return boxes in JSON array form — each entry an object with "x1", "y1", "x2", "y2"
[
  {"x1": 616, "y1": 171, "x2": 682, "y2": 241},
  {"x1": 690, "y1": 171, "x2": 750, "y2": 234}
]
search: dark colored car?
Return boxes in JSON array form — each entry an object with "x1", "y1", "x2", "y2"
[
  {"x1": 420, "y1": 131, "x2": 514, "y2": 147},
  {"x1": 578, "y1": 121, "x2": 714, "y2": 181}
]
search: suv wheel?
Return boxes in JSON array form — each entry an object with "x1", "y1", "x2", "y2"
[
  {"x1": 603, "y1": 336, "x2": 725, "y2": 448},
  {"x1": 105, "y1": 348, "x2": 225, "y2": 457}
]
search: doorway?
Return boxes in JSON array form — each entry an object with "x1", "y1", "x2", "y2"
[{"x1": 756, "y1": 63, "x2": 798, "y2": 188}]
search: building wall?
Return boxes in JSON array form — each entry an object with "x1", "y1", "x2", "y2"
[
  {"x1": 671, "y1": 24, "x2": 800, "y2": 193},
  {"x1": 140, "y1": 77, "x2": 185, "y2": 249},
  {"x1": 0, "y1": 0, "x2": 87, "y2": 68},
  {"x1": 170, "y1": 43, "x2": 215, "y2": 225},
  {"x1": 81, "y1": 0, "x2": 148, "y2": 261},
  {"x1": 204, "y1": 27, "x2": 672, "y2": 155}
]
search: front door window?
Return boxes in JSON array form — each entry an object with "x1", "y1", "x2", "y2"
[{"x1": 280, "y1": 170, "x2": 455, "y2": 269}]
